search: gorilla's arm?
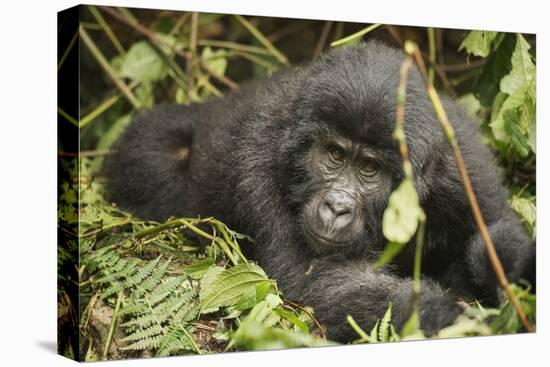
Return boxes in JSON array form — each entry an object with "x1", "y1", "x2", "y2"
[
  {"x1": 257, "y1": 248, "x2": 461, "y2": 342},
  {"x1": 302, "y1": 257, "x2": 461, "y2": 341}
]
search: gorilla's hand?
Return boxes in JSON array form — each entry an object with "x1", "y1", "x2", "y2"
[{"x1": 296, "y1": 255, "x2": 461, "y2": 342}]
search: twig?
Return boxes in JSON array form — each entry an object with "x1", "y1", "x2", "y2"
[
  {"x1": 331, "y1": 23, "x2": 381, "y2": 47},
  {"x1": 439, "y1": 59, "x2": 485, "y2": 72},
  {"x1": 79, "y1": 25, "x2": 141, "y2": 109},
  {"x1": 58, "y1": 149, "x2": 111, "y2": 157},
  {"x1": 283, "y1": 299, "x2": 326, "y2": 338},
  {"x1": 58, "y1": 107, "x2": 79, "y2": 127},
  {"x1": 81, "y1": 80, "x2": 140, "y2": 128},
  {"x1": 234, "y1": 14, "x2": 288, "y2": 65},
  {"x1": 405, "y1": 41, "x2": 534, "y2": 332},
  {"x1": 100, "y1": 6, "x2": 239, "y2": 91},
  {"x1": 102, "y1": 291, "x2": 123, "y2": 360},
  {"x1": 198, "y1": 60, "x2": 239, "y2": 90},
  {"x1": 313, "y1": 21, "x2": 333, "y2": 59},
  {"x1": 89, "y1": 5, "x2": 126, "y2": 57},
  {"x1": 346, "y1": 315, "x2": 370, "y2": 342},
  {"x1": 169, "y1": 12, "x2": 191, "y2": 36},
  {"x1": 385, "y1": 26, "x2": 452, "y2": 93},
  {"x1": 187, "y1": 12, "x2": 198, "y2": 94},
  {"x1": 58, "y1": 29, "x2": 78, "y2": 71},
  {"x1": 197, "y1": 39, "x2": 272, "y2": 56},
  {"x1": 427, "y1": 28, "x2": 436, "y2": 84},
  {"x1": 395, "y1": 55, "x2": 427, "y2": 318}
]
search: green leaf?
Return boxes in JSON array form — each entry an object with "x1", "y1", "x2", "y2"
[
  {"x1": 509, "y1": 196, "x2": 536, "y2": 232},
  {"x1": 184, "y1": 257, "x2": 215, "y2": 279},
  {"x1": 400, "y1": 310, "x2": 422, "y2": 338},
  {"x1": 121, "y1": 41, "x2": 168, "y2": 82},
  {"x1": 382, "y1": 179, "x2": 425, "y2": 244},
  {"x1": 378, "y1": 303, "x2": 393, "y2": 342},
  {"x1": 201, "y1": 47, "x2": 227, "y2": 76},
  {"x1": 154, "y1": 33, "x2": 186, "y2": 55},
  {"x1": 273, "y1": 308, "x2": 310, "y2": 333},
  {"x1": 500, "y1": 34, "x2": 535, "y2": 95},
  {"x1": 96, "y1": 114, "x2": 132, "y2": 151},
  {"x1": 199, "y1": 265, "x2": 224, "y2": 294},
  {"x1": 459, "y1": 31, "x2": 500, "y2": 57},
  {"x1": 503, "y1": 109, "x2": 530, "y2": 157},
  {"x1": 374, "y1": 242, "x2": 407, "y2": 269},
  {"x1": 490, "y1": 84, "x2": 531, "y2": 142},
  {"x1": 199, "y1": 263, "x2": 271, "y2": 314},
  {"x1": 475, "y1": 34, "x2": 515, "y2": 107},
  {"x1": 457, "y1": 93, "x2": 482, "y2": 118}
]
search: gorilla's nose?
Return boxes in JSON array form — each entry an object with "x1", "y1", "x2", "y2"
[{"x1": 318, "y1": 191, "x2": 355, "y2": 230}]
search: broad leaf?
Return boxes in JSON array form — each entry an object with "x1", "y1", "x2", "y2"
[
  {"x1": 459, "y1": 31, "x2": 500, "y2": 57},
  {"x1": 121, "y1": 41, "x2": 168, "y2": 82},
  {"x1": 500, "y1": 34, "x2": 535, "y2": 95},
  {"x1": 382, "y1": 179, "x2": 424, "y2": 244},
  {"x1": 199, "y1": 263, "x2": 270, "y2": 314}
]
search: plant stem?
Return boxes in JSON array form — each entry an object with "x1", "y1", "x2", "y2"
[
  {"x1": 100, "y1": 6, "x2": 239, "y2": 91},
  {"x1": 79, "y1": 80, "x2": 139, "y2": 128},
  {"x1": 234, "y1": 14, "x2": 288, "y2": 65},
  {"x1": 330, "y1": 23, "x2": 381, "y2": 47},
  {"x1": 313, "y1": 21, "x2": 333, "y2": 58},
  {"x1": 427, "y1": 28, "x2": 436, "y2": 84},
  {"x1": 405, "y1": 41, "x2": 534, "y2": 332},
  {"x1": 346, "y1": 315, "x2": 370, "y2": 342},
  {"x1": 89, "y1": 5, "x2": 126, "y2": 57},
  {"x1": 102, "y1": 291, "x2": 123, "y2": 360},
  {"x1": 412, "y1": 215, "x2": 426, "y2": 312},
  {"x1": 197, "y1": 39, "x2": 272, "y2": 56},
  {"x1": 58, "y1": 107, "x2": 79, "y2": 127},
  {"x1": 58, "y1": 29, "x2": 78, "y2": 71},
  {"x1": 79, "y1": 26, "x2": 141, "y2": 109}
]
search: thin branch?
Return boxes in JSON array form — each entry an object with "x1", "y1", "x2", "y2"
[
  {"x1": 187, "y1": 12, "x2": 198, "y2": 94},
  {"x1": 330, "y1": 23, "x2": 381, "y2": 47},
  {"x1": 58, "y1": 107, "x2": 79, "y2": 127},
  {"x1": 405, "y1": 41, "x2": 534, "y2": 332},
  {"x1": 197, "y1": 39, "x2": 272, "y2": 56},
  {"x1": 89, "y1": 5, "x2": 126, "y2": 57},
  {"x1": 102, "y1": 291, "x2": 123, "y2": 360},
  {"x1": 100, "y1": 6, "x2": 239, "y2": 91},
  {"x1": 439, "y1": 59, "x2": 485, "y2": 72},
  {"x1": 284, "y1": 299, "x2": 326, "y2": 338},
  {"x1": 80, "y1": 80, "x2": 140, "y2": 128},
  {"x1": 386, "y1": 25, "x2": 453, "y2": 93},
  {"x1": 234, "y1": 14, "x2": 288, "y2": 65},
  {"x1": 79, "y1": 25, "x2": 141, "y2": 109},
  {"x1": 169, "y1": 12, "x2": 191, "y2": 36},
  {"x1": 58, "y1": 29, "x2": 78, "y2": 71},
  {"x1": 198, "y1": 60, "x2": 239, "y2": 90},
  {"x1": 58, "y1": 149, "x2": 111, "y2": 157},
  {"x1": 313, "y1": 21, "x2": 333, "y2": 59},
  {"x1": 427, "y1": 28, "x2": 436, "y2": 84}
]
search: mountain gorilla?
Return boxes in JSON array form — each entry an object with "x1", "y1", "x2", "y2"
[{"x1": 103, "y1": 41, "x2": 535, "y2": 342}]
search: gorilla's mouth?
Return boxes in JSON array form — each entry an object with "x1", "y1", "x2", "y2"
[{"x1": 303, "y1": 222, "x2": 352, "y2": 248}]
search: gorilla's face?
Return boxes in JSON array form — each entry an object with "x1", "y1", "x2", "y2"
[{"x1": 300, "y1": 134, "x2": 394, "y2": 255}]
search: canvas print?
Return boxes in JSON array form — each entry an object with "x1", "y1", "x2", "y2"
[{"x1": 57, "y1": 4, "x2": 536, "y2": 361}]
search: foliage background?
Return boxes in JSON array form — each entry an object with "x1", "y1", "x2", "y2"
[{"x1": 57, "y1": 5, "x2": 536, "y2": 361}]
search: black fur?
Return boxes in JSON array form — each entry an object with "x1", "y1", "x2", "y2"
[{"x1": 103, "y1": 41, "x2": 535, "y2": 342}]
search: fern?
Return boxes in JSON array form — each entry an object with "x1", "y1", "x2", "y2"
[{"x1": 83, "y1": 247, "x2": 202, "y2": 356}]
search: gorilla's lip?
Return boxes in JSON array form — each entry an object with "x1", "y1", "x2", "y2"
[{"x1": 304, "y1": 223, "x2": 351, "y2": 247}]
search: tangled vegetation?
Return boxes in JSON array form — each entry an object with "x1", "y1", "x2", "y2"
[{"x1": 57, "y1": 6, "x2": 535, "y2": 361}]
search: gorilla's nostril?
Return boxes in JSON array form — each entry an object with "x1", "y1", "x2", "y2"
[
  {"x1": 334, "y1": 212, "x2": 353, "y2": 228},
  {"x1": 319, "y1": 200, "x2": 354, "y2": 229}
]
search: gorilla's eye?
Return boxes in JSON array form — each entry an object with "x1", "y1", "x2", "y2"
[
  {"x1": 328, "y1": 147, "x2": 345, "y2": 163},
  {"x1": 360, "y1": 161, "x2": 378, "y2": 177}
]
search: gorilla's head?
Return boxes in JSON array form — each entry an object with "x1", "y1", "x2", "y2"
[{"x1": 275, "y1": 42, "x2": 444, "y2": 256}]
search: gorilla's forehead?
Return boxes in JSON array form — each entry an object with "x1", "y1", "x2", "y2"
[{"x1": 297, "y1": 44, "x2": 408, "y2": 141}]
